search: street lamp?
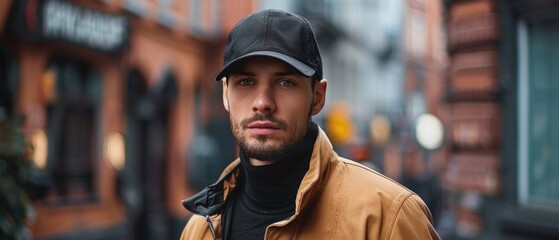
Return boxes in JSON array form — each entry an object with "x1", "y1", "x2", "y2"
[{"x1": 414, "y1": 113, "x2": 445, "y2": 151}]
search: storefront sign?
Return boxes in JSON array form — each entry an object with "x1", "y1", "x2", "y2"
[{"x1": 8, "y1": 0, "x2": 129, "y2": 53}]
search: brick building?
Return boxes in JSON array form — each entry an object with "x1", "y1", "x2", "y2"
[
  {"x1": 444, "y1": 0, "x2": 559, "y2": 239},
  {"x1": 394, "y1": 0, "x2": 449, "y2": 231},
  {"x1": 0, "y1": 0, "x2": 255, "y2": 238}
]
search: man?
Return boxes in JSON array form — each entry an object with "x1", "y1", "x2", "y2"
[{"x1": 180, "y1": 9, "x2": 440, "y2": 240}]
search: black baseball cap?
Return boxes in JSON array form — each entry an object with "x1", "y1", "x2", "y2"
[{"x1": 215, "y1": 9, "x2": 323, "y2": 81}]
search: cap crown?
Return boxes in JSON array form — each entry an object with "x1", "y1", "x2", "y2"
[{"x1": 216, "y1": 9, "x2": 323, "y2": 81}]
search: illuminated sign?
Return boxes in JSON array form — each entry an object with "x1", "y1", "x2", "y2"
[{"x1": 8, "y1": 0, "x2": 130, "y2": 53}]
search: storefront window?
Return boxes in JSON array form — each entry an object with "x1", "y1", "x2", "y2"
[
  {"x1": 45, "y1": 58, "x2": 101, "y2": 203},
  {"x1": 518, "y1": 18, "x2": 559, "y2": 209}
]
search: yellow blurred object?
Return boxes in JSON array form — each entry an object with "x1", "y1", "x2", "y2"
[
  {"x1": 326, "y1": 102, "x2": 355, "y2": 146},
  {"x1": 30, "y1": 129, "x2": 48, "y2": 169},
  {"x1": 40, "y1": 68, "x2": 56, "y2": 103},
  {"x1": 106, "y1": 132, "x2": 125, "y2": 171},
  {"x1": 370, "y1": 115, "x2": 391, "y2": 148}
]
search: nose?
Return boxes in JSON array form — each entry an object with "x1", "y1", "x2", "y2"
[{"x1": 251, "y1": 86, "x2": 276, "y2": 114}]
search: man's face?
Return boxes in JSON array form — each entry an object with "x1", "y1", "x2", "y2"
[{"x1": 223, "y1": 57, "x2": 326, "y2": 162}]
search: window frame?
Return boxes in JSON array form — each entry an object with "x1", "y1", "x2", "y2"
[{"x1": 44, "y1": 57, "x2": 102, "y2": 205}]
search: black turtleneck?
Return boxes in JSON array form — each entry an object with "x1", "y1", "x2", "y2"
[{"x1": 223, "y1": 122, "x2": 318, "y2": 240}]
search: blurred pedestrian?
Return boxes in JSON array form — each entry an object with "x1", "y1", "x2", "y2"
[{"x1": 180, "y1": 9, "x2": 439, "y2": 240}]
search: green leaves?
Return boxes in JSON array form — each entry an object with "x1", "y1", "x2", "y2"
[
  {"x1": 0, "y1": 115, "x2": 39, "y2": 240},
  {"x1": 0, "y1": 116, "x2": 26, "y2": 158}
]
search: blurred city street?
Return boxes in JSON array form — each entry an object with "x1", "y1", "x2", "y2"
[{"x1": 1, "y1": 0, "x2": 558, "y2": 239}]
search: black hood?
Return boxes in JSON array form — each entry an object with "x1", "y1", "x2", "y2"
[{"x1": 181, "y1": 163, "x2": 240, "y2": 216}]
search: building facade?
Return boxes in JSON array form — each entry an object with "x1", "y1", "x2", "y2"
[
  {"x1": 444, "y1": 0, "x2": 559, "y2": 239},
  {"x1": 261, "y1": 0, "x2": 408, "y2": 138},
  {"x1": 0, "y1": 0, "x2": 255, "y2": 238},
  {"x1": 399, "y1": 0, "x2": 449, "y2": 233}
]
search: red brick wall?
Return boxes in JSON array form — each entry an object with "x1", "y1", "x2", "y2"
[
  {"x1": 445, "y1": 0, "x2": 501, "y2": 195},
  {"x1": 1, "y1": 0, "x2": 257, "y2": 237}
]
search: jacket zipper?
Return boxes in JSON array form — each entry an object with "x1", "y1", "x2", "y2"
[{"x1": 205, "y1": 215, "x2": 217, "y2": 240}]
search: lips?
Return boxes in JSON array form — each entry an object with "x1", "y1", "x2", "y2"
[
  {"x1": 248, "y1": 121, "x2": 280, "y2": 129},
  {"x1": 247, "y1": 121, "x2": 280, "y2": 135}
]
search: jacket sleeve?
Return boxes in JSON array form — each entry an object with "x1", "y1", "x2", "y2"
[{"x1": 386, "y1": 194, "x2": 440, "y2": 240}]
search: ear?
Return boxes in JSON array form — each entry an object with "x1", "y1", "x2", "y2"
[
  {"x1": 311, "y1": 79, "x2": 327, "y2": 116},
  {"x1": 222, "y1": 78, "x2": 230, "y2": 112}
]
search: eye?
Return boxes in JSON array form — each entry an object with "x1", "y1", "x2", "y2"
[
  {"x1": 237, "y1": 78, "x2": 254, "y2": 86},
  {"x1": 277, "y1": 79, "x2": 295, "y2": 87}
]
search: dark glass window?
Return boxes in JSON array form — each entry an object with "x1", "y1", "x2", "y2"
[
  {"x1": 0, "y1": 47, "x2": 18, "y2": 117},
  {"x1": 45, "y1": 58, "x2": 101, "y2": 203},
  {"x1": 518, "y1": 18, "x2": 559, "y2": 209}
]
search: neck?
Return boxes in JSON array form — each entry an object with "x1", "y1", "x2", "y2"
[{"x1": 238, "y1": 121, "x2": 318, "y2": 212}]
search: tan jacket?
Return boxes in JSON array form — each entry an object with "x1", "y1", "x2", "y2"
[{"x1": 180, "y1": 128, "x2": 440, "y2": 240}]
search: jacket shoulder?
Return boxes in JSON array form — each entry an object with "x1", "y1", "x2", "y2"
[
  {"x1": 333, "y1": 158, "x2": 439, "y2": 239},
  {"x1": 338, "y1": 157, "x2": 414, "y2": 198}
]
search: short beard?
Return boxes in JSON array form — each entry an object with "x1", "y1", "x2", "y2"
[
  {"x1": 238, "y1": 135, "x2": 287, "y2": 161},
  {"x1": 231, "y1": 112, "x2": 312, "y2": 162}
]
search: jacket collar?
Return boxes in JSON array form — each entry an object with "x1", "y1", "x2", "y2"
[
  {"x1": 181, "y1": 162, "x2": 240, "y2": 216},
  {"x1": 294, "y1": 127, "x2": 336, "y2": 215},
  {"x1": 182, "y1": 126, "x2": 336, "y2": 218}
]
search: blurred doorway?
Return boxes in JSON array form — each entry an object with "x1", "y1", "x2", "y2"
[{"x1": 125, "y1": 68, "x2": 177, "y2": 240}]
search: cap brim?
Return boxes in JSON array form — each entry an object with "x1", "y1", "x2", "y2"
[{"x1": 215, "y1": 51, "x2": 316, "y2": 81}]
